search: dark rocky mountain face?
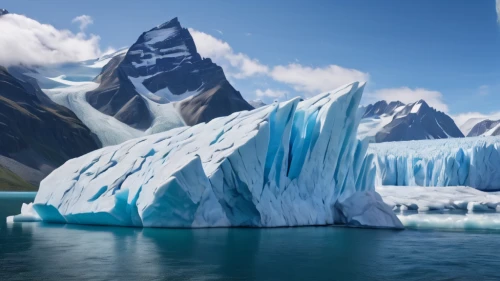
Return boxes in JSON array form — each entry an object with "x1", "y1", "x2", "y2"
[
  {"x1": 362, "y1": 100, "x2": 404, "y2": 118},
  {"x1": 86, "y1": 54, "x2": 153, "y2": 130},
  {"x1": 0, "y1": 9, "x2": 8, "y2": 16},
  {"x1": 87, "y1": 17, "x2": 252, "y2": 129},
  {"x1": 467, "y1": 119, "x2": 500, "y2": 137},
  {"x1": 179, "y1": 80, "x2": 253, "y2": 125},
  {"x1": 361, "y1": 100, "x2": 464, "y2": 143},
  {"x1": 0, "y1": 66, "x2": 101, "y2": 189}
]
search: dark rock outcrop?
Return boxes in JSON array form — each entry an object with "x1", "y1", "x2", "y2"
[{"x1": 0, "y1": 66, "x2": 101, "y2": 189}]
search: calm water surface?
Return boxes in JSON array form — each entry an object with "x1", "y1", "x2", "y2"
[{"x1": 1, "y1": 192, "x2": 500, "y2": 281}]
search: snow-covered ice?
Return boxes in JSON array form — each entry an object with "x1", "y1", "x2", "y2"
[
  {"x1": 397, "y1": 213, "x2": 500, "y2": 230},
  {"x1": 335, "y1": 191, "x2": 403, "y2": 228},
  {"x1": 44, "y1": 82, "x2": 144, "y2": 146},
  {"x1": 7, "y1": 203, "x2": 41, "y2": 223},
  {"x1": 376, "y1": 185, "x2": 500, "y2": 230},
  {"x1": 9, "y1": 82, "x2": 402, "y2": 229},
  {"x1": 365, "y1": 137, "x2": 500, "y2": 190},
  {"x1": 377, "y1": 185, "x2": 500, "y2": 213}
]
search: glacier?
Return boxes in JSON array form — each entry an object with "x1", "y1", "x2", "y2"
[
  {"x1": 22, "y1": 54, "x2": 187, "y2": 147},
  {"x1": 8, "y1": 82, "x2": 402, "y2": 229},
  {"x1": 365, "y1": 137, "x2": 500, "y2": 191}
]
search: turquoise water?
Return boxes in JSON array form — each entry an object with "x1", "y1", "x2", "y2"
[{"x1": 2, "y1": 193, "x2": 500, "y2": 280}]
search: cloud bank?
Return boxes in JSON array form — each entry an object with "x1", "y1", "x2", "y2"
[
  {"x1": 0, "y1": 13, "x2": 109, "y2": 66},
  {"x1": 189, "y1": 29, "x2": 268, "y2": 79},
  {"x1": 190, "y1": 29, "x2": 369, "y2": 97}
]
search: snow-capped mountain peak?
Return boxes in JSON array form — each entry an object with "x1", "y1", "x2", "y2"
[
  {"x1": 359, "y1": 99, "x2": 463, "y2": 142},
  {"x1": 362, "y1": 100, "x2": 405, "y2": 118},
  {"x1": 393, "y1": 99, "x2": 430, "y2": 118},
  {"x1": 0, "y1": 9, "x2": 8, "y2": 16},
  {"x1": 81, "y1": 17, "x2": 252, "y2": 139}
]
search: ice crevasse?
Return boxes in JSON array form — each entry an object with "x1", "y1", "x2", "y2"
[
  {"x1": 10, "y1": 82, "x2": 402, "y2": 228},
  {"x1": 366, "y1": 137, "x2": 500, "y2": 191}
]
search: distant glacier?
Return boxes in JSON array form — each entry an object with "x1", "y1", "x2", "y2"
[
  {"x1": 365, "y1": 137, "x2": 500, "y2": 191},
  {"x1": 10, "y1": 82, "x2": 402, "y2": 229}
]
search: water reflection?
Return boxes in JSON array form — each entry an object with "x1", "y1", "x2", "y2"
[
  {"x1": 3, "y1": 194, "x2": 500, "y2": 280},
  {"x1": 2, "y1": 218, "x2": 396, "y2": 281}
]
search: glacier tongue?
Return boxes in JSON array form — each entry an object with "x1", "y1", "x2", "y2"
[
  {"x1": 11, "y1": 82, "x2": 401, "y2": 228},
  {"x1": 365, "y1": 137, "x2": 500, "y2": 191}
]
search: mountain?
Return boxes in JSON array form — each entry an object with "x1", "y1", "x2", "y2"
[
  {"x1": 12, "y1": 18, "x2": 254, "y2": 147},
  {"x1": 0, "y1": 66, "x2": 101, "y2": 190},
  {"x1": 466, "y1": 119, "x2": 500, "y2": 137},
  {"x1": 248, "y1": 99, "x2": 267, "y2": 108},
  {"x1": 358, "y1": 100, "x2": 464, "y2": 142},
  {"x1": 86, "y1": 17, "x2": 253, "y2": 129},
  {"x1": 362, "y1": 100, "x2": 405, "y2": 118},
  {"x1": 459, "y1": 117, "x2": 487, "y2": 136}
]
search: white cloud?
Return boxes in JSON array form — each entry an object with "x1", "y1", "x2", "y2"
[
  {"x1": 255, "y1": 88, "x2": 288, "y2": 99},
  {"x1": 270, "y1": 64, "x2": 368, "y2": 95},
  {"x1": 368, "y1": 87, "x2": 449, "y2": 112},
  {"x1": 190, "y1": 29, "x2": 368, "y2": 95},
  {"x1": 72, "y1": 15, "x2": 93, "y2": 31},
  {"x1": 452, "y1": 112, "x2": 500, "y2": 128},
  {"x1": 0, "y1": 13, "x2": 108, "y2": 66},
  {"x1": 477, "y1": 85, "x2": 489, "y2": 96},
  {"x1": 497, "y1": 0, "x2": 500, "y2": 23},
  {"x1": 214, "y1": 29, "x2": 223, "y2": 35},
  {"x1": 189, "y1": 28, "x2": 268, "y2": 78}
]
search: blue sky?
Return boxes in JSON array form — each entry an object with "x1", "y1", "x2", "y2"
[{"x1": 2, "y1": 0, "x2": 500, "y2": 124}]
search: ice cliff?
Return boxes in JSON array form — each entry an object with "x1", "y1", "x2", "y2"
[
  {"x1": 366, "y1": 137, "x2": 500, "y2": 191},
  {"x1": 10, "y1": 82, "x2": 401, "y2": 228}
]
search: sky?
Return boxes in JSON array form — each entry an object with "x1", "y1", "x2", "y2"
[{"x1": 1, "y1": 0, "x2": 499, "y2": 125}]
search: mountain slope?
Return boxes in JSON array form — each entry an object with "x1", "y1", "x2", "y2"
[
  {"x1": 0, "y1": 66, "x2": 101, "y2": 189},
  {"x1": 467, "y1": 119, "x2": 500, "y2": 137},
  {"x1": 459, "y1": 117, "x2": 488, "y2": 136},
  {"x1": 359, "y1": 100, "x2": 464, "y2": 142},
  {"x1": 13, "y1": 18, "x2": 253, "y2": 147},
  {"x1": 86, "y1": 17, "x2": 252, "y2": 130}
]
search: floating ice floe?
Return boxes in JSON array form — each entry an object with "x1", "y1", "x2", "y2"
[
  {"x1": 9, "y1": 82, "x2": 402, "y2": 229},
  {"x1": 377, "y1": 185, "x2": 500, "y2": 230},
  {"x1": 377, "y1": 185, "x2": 500, "y2": 213}
]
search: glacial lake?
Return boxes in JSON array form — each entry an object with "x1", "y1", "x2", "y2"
[{"x1": 2, "y1": 192, "x2": 500, "y2": 280}]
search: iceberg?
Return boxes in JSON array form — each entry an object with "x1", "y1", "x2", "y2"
[
  {"x1": 9, "y1": 82, "x2": 401, "y2": 228},
  {"x1": 365, "y1": 137, "x2": 500, "y2": 191}
]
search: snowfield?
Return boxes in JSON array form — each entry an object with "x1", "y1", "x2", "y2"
[{"x1": 9, "y1": 82, "x2": 402, "y2": 229}]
